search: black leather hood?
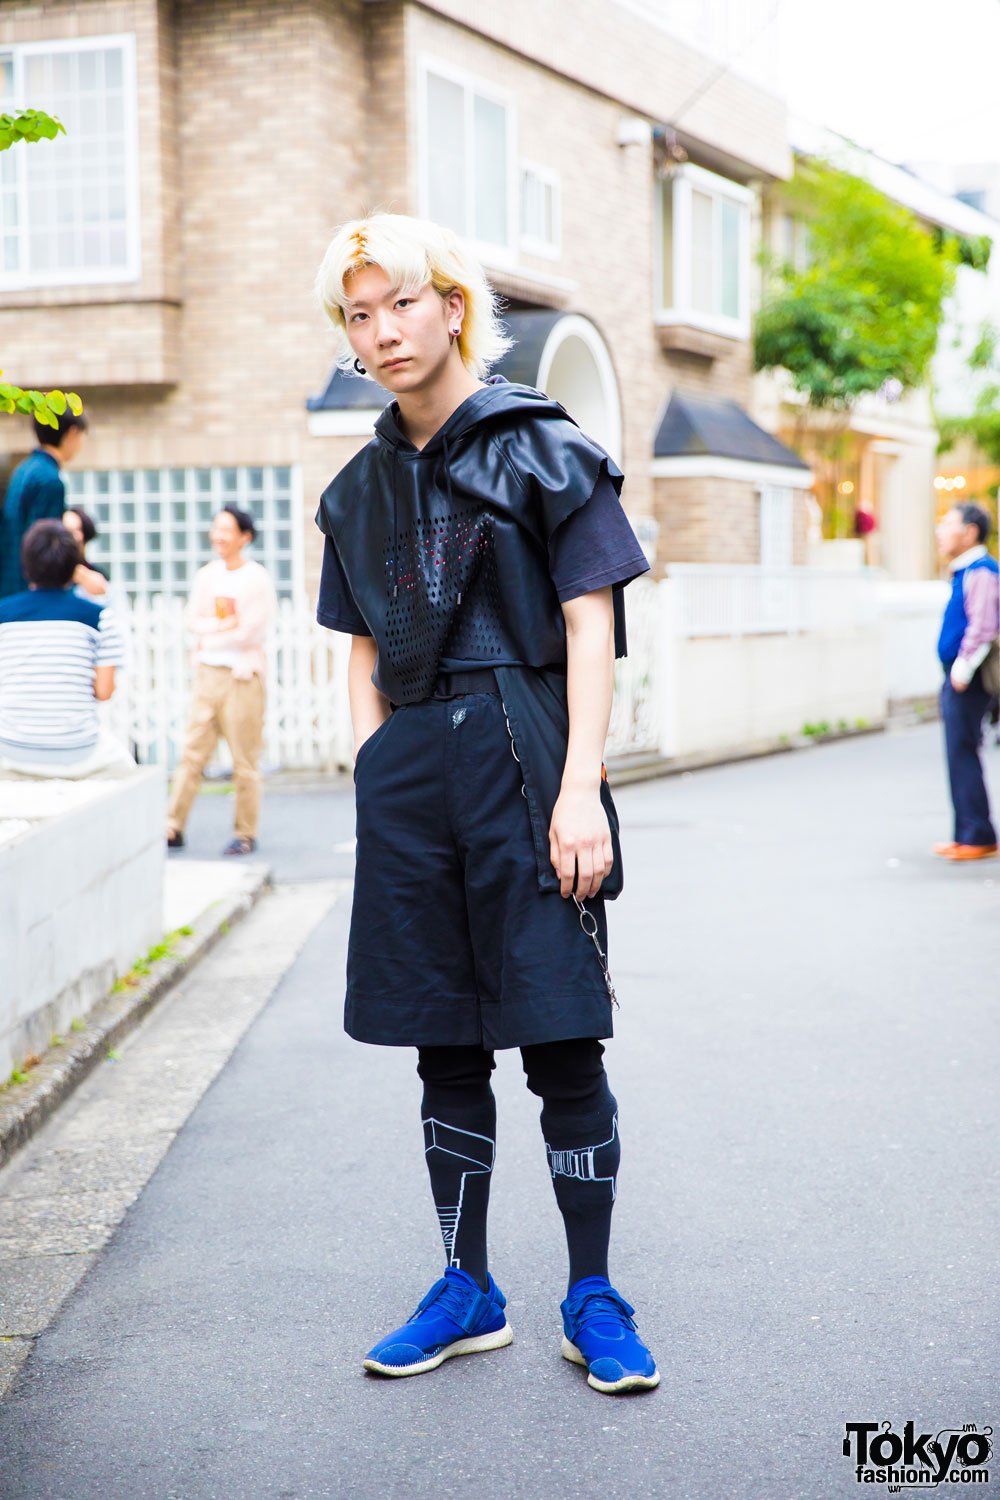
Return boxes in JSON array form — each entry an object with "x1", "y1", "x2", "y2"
[
  {"x1": 315, "y1": 376, "x2": 628, "y2": 705},
  {"x1": 370, "y1": 374, "x2": 573, "y2": 456},
  {"x1": 315, "y1": 375, "x2": 633, "y2": 900}
]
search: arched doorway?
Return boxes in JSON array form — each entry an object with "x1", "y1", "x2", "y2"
[{"x1": 536, "y1": 313, "x2": 622, "y2": 464}]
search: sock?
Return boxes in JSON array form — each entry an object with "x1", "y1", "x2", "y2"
[
  {"x1": 420, "y1": 1082, "x2": 496, "y2": 1293},
  {"x1": 540, "y1": 1080, "x2": 620, "y2": 1293}
]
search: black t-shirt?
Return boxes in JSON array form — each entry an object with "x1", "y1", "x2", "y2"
[{"x1": 317, "y1": 470, "x2": 649, "y2": 664}]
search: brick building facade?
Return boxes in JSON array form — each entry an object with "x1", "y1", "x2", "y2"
[{"x1": 0, "y1": 0, "x2": 811, "y2": 608}]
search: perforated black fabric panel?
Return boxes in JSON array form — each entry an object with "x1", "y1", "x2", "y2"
[{"x1": 382, "y1": 505, "x2": 505, "y2": 697}]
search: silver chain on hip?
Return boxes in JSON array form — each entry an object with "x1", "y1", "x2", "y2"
[
  {"x1": 500, "y1": 699, "x2": 620, "y2": 1010},
  {"x1": 571, "y1": 894, "x2": 620, "y2": 1009}
]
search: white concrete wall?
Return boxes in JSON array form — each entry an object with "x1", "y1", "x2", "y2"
[
  {"x1": 878, "y1": 579, "x2": 949, "y2": 702},
  {"x1": 0, "y1": 768, "x2": 165, "y2": 1079},
  {"x1": 658, "y1": 628, "x2": 886, "y2": 757},
  {"x1": 653, "y1": 577, "x2": 886, "y2": 757}
]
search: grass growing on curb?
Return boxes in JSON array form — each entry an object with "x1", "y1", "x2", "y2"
[
  {"x1": 801, "y1": 718, "x2": 871, "y2": 739},
  {"x1": 1, "y1": 924, "x2": 196, "y2": 1092},
  {"x1": 111, "y1": 925, "x2": 195, "y2": 993}
]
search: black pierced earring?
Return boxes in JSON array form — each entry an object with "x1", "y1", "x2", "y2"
[{"x1": 353, "y1": 357, "x2": 367, "y2": 376}]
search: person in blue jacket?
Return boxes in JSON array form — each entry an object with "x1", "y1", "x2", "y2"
[
  {"x1": 933, "y1": 502, "x2": 999, "y2": 861},
  {"x1": 0, "y1": 410, "x2": 88, "y2": 599},
  {"x1": 313, "y1": 213, "x2": 658, "y2": 1395}
]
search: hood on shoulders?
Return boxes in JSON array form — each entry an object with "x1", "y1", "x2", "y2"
[{"x1": 372, "y1": 374, "x2": 573, "y2": 457}]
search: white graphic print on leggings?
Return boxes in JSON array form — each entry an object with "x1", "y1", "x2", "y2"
[
  {"x1": 544, "y1": 1112, "x2": 620, "y2": 1200},
  {"x1": 422, "y1": 1116, "x2": 496, "y2": 1270}
]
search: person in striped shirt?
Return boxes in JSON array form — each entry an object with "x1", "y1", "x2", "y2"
[{"x1": 0, "y1": 519, "x2": 133, "y2": 778}]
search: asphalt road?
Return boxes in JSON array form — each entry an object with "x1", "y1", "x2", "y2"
[{"x1": 1, "y1": 724, "x2": 998, "y2": 1500}]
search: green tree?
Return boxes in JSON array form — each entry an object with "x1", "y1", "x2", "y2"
[
  {"x1": 0, "y1": 108, "x2": 83, "y2": 427},
  {"x1": 755, "y1": 161, "x2": 978, "y2": 536},
  {"x1": 756, "y1": 161, "x2": 963, "y2": 408},
  {"x1": 937, "y1": 319, "x2": 1000, "y2": 470}
]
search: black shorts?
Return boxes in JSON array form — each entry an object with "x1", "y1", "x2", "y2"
[{"x1": 346, "y1": 687, "x2": 614, "y2": 1049}]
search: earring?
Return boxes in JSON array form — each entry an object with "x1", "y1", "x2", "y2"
[
  {"x1": 450, "y1": 326, "x2": 461, "y2": 338},
  {"x1": 353, "y1": 357, "x2": 367, "y2": 376}
]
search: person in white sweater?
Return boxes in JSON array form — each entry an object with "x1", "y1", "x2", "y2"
[{"x1": 166, "y1": 504, "x2": 276, "y2": 855}]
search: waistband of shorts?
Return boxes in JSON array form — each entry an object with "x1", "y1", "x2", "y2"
[{"x1": 403, "y1": 667, "x2": 501, "y2": 704}]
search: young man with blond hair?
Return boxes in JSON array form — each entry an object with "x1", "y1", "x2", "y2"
[{"x1": 313, "y1": 213, "x2": 658, "y2": 1394}]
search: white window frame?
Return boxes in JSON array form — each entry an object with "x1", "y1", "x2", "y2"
[
  {"x1": 654, "y1": 162, "x2": 752, "y2": 339},
  {"x1": 416, "y1": 55, "x2": 517, "y2": 265},
  {"x1": 519, "y1": 160, "x2": 561, "y2": 260},
  {"x1": 0, "y1": 32, "x2": 141, "y2": 290}
]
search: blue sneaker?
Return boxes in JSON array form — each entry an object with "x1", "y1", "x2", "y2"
[
  {"x1": 560, "y1": 1276, "x2": 660, "y2": 1393},
  {"x1": 363, "y1": 1266, "x2": 513, "y2": 1377}
]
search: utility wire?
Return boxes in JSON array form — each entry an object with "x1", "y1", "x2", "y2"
[{"x1": 670, "y1": 0, "x2": 783, "y2": 127}]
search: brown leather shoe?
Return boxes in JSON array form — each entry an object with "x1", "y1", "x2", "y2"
[
  {"x1": 932, "y1": 842, "x2": 959, "y2": 857},
  {"x1": 945, "y1": 843, "x2": 999, "y2": 861}
]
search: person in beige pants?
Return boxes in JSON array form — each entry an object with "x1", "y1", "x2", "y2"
[{"x1": 166, "y1": 504, "x2": 277, "y2": 856}]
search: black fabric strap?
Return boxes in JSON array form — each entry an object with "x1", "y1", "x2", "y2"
[{"x1": 428, "y1": 667, "x2": 500, "y2": 698}]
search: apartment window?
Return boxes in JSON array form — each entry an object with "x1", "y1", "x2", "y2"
[
  {"x1": 420, "y1": 60, "x2": 514, "y2": 252},
  {"x1": 759, "y1": 485, "x2": 794, "y2": 568},
  {"x1": 520, "y1": 163, "x2": 560, "y2": 256},
  {"x1": 65, "y1": 465, "x2": 300, "y2": 602},
  {"x1": 656, "y1": 163, "x2": 751, "y2": 336},
  {"x1": 0, "y1": 34, "x2": 139, "y2": 287},
  {"x1": 780, "y1": 212, "x2": 811, "y2": 274}
]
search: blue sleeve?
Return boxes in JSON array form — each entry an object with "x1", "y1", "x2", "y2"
[
  {"x1": 316, "y1": 534, "x2": 373, "y2": 636},
  {"x1": 547, "y1": 471, "x2": 650, "y2": 602}
]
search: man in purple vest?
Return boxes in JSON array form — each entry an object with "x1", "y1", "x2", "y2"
[{"x1": 933, "y1": 502, "x2": 999, "y2": 861}]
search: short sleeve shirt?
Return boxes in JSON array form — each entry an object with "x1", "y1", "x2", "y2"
[
  {"x1": 316, "y1": 471, "x2": 650, "y2": 641},
  {"x1": 0, "y1": 587, "x2": 125, "y2": 753}
]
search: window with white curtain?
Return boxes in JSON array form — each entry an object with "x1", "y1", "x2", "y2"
[
  {"x1": 759, "y1": 485, "x2": 794, "y2": 568},
  {"x1": 656, "y1": 163, "x2": 751, "y2": 335},
  {"x1": 520, "y1": 162, "x2": 560, "y2": 256},
  {"x1": 420, "y1": 60, "x2": 513, "y2": 253},
  {"x1": 0, "y1": 34, "x2": 139, "y2": 287}
]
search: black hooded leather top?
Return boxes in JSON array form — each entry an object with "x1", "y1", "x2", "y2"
[
  {"x1": 314, "y1": 374, "x2": 644, "y2": 899},
  {"x1": 314, "y1": 375, "x2": 630, "y2": 705}
]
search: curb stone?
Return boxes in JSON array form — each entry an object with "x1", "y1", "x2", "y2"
[
  {"x1": 0, "y1": 864, "x2": 272, "y2": 1172},
  {"x1": 606, "y1": 721, "x2": 886, "y2": 786}
]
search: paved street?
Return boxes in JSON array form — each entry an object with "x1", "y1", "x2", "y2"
[{"x1": 1, "y1": 723, "x2": 998, "y2": 1500}]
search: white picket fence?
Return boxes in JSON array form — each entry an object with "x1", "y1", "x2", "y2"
[
  {"x1": 106, "y1": 586, "x2": 664, "y2": 772},
  {"x1": 105, "y1": 596, "x2": 351, "y2": 772}
]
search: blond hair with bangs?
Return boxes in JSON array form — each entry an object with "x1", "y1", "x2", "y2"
[{"x1": 314, "y1": 213, "x2": 512, "y2": 380}]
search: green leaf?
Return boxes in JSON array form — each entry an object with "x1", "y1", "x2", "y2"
[
  {"x1": 755, "y1": 161, "x2": 955, "y2": 409},
  {"x1": 0, "y1": 108, "x2": 66, "y2": 151}
]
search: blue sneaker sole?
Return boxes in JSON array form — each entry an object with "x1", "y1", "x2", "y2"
[
  {"x1": 363, "y1": 1321, "x2": 513, "y2": 1377},
  {"x1": 561, "y1": 1336, "x2": 660, "y2": 1393}
]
